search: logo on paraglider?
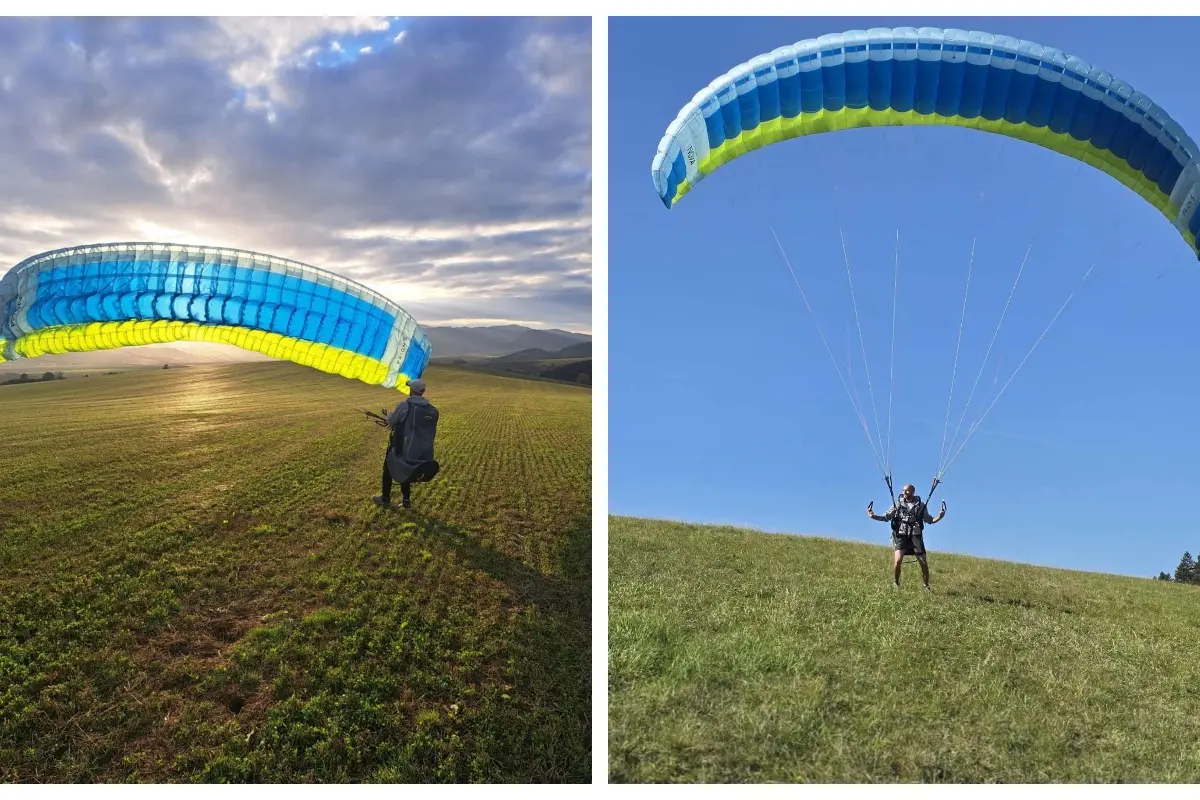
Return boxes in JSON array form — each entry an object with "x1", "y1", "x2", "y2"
[
  {"x1": 686, "y1": 145, "x2": 696, "y2": 166},
  {"x1": 4, "y1": 294, "x2": 22, "y2": 331},
  {"x1": 1180, "y1": 188, "x2": 1199, "y2": 230}
]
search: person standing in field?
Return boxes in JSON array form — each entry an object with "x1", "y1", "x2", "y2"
[
  {"x1": 372, "y1": 378, "x2": 440, "y2": 510},
  {"x1": 867, "y1": 483, "x2": 945, "y2": 591}
]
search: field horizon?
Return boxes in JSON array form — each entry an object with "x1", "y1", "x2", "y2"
[
  {"x1": 609, "y1": 514, "x2": 1200, "y2": 783},
  {"x1": 610, "y1": 513, "x2": 1168, "y2": 581},
  {"x1": 1, "y1": 362, "x2": 591, "y2": 782}
]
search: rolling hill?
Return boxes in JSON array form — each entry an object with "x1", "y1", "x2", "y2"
[
  {"x1": 493, "y1": 342, "x2": 592, "y2": 363},
  {"x1": 609, "y1": 515, "x2": 1200, "y2": 783},
  {"x1": 495, "y1": 348, "x2": 558, "y2": 362},
  {"x1": 423, "y1": 325, "x2": 590, "y2": 357},
  {"x1": 556, "y1": 342, "x2": 591, "y2": 359},
  {"x1": 425, "y1": 338, "x2": 592, "y2": 387}
]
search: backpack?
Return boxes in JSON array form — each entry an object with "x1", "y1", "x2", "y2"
[{"x1": 391, "y1": 400, "x2": 440, "y2": 481}]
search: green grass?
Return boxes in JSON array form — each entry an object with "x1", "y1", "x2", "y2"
[
  {"x1": 609, "y1": 516, "x2": 1200, "y2": 783},
  {"x1": 0, "y1": 363, "x2": 590, "y2": 782}
]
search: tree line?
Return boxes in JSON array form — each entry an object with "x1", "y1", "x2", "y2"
[
  {"x1": 2, "y1": 365, "x2": 169, "y2": 387},
  {"x1": 1156, "y1": 552, "x2": 1200, "y2": 584},
  {"x1": 1, "y1": 371, "x2": 66, "y2": 385}
]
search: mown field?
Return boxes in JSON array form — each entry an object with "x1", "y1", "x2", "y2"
[
  {"x1": 0, "y1": 362, "x2": 590, "y2": 782},
  {"x1": 609, "y1": 516, "x2": 1200, "y2": 783}
]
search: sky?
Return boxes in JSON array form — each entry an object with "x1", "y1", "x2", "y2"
[
  {"x1": 609, "y1": 16, "x2": 1200, "y2": 579},
  {"x1": 0, "y1": 17, "x2": 591, "y2": 333}
]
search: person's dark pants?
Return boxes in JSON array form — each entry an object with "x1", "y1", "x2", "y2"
[
  {"x1": 892, "y1": 533, "x2": 926, "y2": 556},
  {"x1": 381, "y1": 460, "x2": 410, "y2": 504}
]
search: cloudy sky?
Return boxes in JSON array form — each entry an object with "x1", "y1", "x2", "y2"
[{"x1": 0, "y1": 17, "x2": 591, "y2": 332}]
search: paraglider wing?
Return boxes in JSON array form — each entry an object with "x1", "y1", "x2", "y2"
[
  {"x1": 651, "y1": 26, "x2": 1200, "y2": 258},
  {"x1": 0, "y1": 242, "x2": 431, "y2": 392}
]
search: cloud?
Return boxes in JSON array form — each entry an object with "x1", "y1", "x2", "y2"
[{"x1": 0, "y1": 16, "x2": 591, "y2": 332}]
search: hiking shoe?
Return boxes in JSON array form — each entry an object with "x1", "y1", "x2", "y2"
[
  {"x1": 923, "y1": 584, "x2": 932, "y2": 594},
  {"x1": 891, "y1": 581, "x2": 900, "y2": 590},
  {"x1": 371, "y1": 495, "x2": 391, "y2": 508},
  {"x1": 402, "y1": 498, "x2": 412, "y2": 510}
]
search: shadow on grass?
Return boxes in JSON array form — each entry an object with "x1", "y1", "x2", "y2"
[
  {"x1": 429, "y1": 511, "x2": 590, "y2": 779},
  {"x1": 387, "y1": 508, "x2": 592, "y2": 782}
]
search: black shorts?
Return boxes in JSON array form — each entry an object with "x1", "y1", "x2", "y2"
[{"x1": 893, "y1": 533, "x2": 926, "y2": 557}]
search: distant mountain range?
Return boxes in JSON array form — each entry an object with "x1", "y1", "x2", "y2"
[
  {"x1": 494, "y1": 341, "x2": 591, "y2": 362},
  {"x1": 0, "y1": 325, "x2": 590, "y2": 371},
  {"x1": 556, "y1": 341, "x2": 591, "y2": 359},
  {"x1": 423, "y1": 325, "x2": 590, "y2": 357},
  {"x1": 430, "y1": 338, "x2": 592, "y2": 386}
]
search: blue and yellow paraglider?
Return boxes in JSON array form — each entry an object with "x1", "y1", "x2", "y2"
[
  {"x1": 0, "y1": 242, "x2": 430, "y2": 392},
  {"x1": 652, "y1": 26, "x2": 1200, "y2": 257}
]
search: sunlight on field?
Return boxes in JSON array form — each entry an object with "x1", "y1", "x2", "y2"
[{"x1": 0, "y1": 363, "x2": 591, "y2": 782}]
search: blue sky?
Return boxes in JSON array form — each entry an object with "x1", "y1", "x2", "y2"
[{"x1": 609, "y1": 17, "x2": 1200, "y2": 578}]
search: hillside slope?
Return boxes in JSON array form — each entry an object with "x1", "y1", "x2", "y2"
[
  {"x1": 423, "y1": 325, "x2": 589, "y2": 357},
  {"x1": 609, "y1": 515, "x2": 1200, "y2": 783},
  {"x1": 556, "y1": 342, "x2": 591, "y2": 358}
]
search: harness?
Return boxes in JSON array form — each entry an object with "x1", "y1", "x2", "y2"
[
  {"x1": 880, "y1": 477, "x2": 939, "y2": 564},
  {"x1": 883, "y1": 474, "x2": 939, "y2": 536},
  {"x1": 890, "y1": 498, "x2": 926, "y2": 537}
]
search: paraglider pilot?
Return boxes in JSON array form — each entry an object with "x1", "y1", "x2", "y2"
[
  {"x1": 867, "y1": 483, "x2": 945, "y2": 591},
  {"x1": 372, "y1": 378, "x2": 440, "y2": 510}
]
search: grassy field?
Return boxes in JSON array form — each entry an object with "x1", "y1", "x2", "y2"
[
  {"x1": 609, "y1": 516, "x2": 1200, "y2": 783},
  {"x1": 0, "y1": 362, "x2": 590, "y2": 782}
]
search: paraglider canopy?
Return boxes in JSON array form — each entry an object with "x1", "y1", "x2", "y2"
[
  {"x1": 652, "y1": 26, "x2": 1200, "y2": 259},
  {"x1": 0, "y1": 242, "x2": 431, "y2": 392}
]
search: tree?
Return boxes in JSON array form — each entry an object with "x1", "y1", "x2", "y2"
[
  {"x1": 19, "y1": 372, "x2": 28, "y2": 381},
  {"x1": 163, "y1": 363, "x2": 170, "y2": 369},
  {"x1": 41, "y1": 371, "x2": 54, "y2": 381},
  {"x1": 1157, "y1": 571, "x2": 1173, "y2": 581},
  {"x1": 1174, "y1": 552, "x2": 1197, "y2": 584},
  {"x1": 55, "y1": 371, "x2": 64, "y2": 380}
]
